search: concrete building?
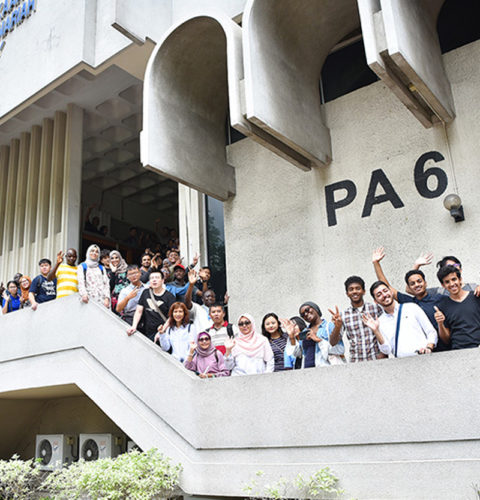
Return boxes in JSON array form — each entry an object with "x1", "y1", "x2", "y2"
[{"x1": 1, "y1": 0, "x2": 480, "y2": 498}]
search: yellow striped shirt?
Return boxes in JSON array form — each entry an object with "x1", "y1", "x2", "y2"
[{"x1": 56, "y1": 263, "x2": 79, "y2": 298}]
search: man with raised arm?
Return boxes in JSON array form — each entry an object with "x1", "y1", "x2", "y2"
[
  {"x1": 184, "y1": 269, "x2": 212, "y2": 333},
  {"x1": 371, "y1": 247, "x2": 449, "y2": 351},
  {"x1": 434, "y1": 265, "x2": 480, "y2": 350},
  {"x1": 329, "y1": 275, "x2": 386, "y2": 362},
  {"x1": 413, "y1": 253, "x2": 479, "y2": 297},
  {"x1": 362, "y1": 281, "x2": 437, "y2": 358},
  {"x1": 47, "y1": 249, "x2": 78, "y2": 299}
]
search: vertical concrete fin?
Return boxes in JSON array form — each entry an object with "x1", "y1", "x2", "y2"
[
  {"x1": 23, "y1": 125, "x2": 42, "y2": 272},
  {"x1": 0, "y1": 145, "x2": 10, "y2": 261},
  {"x1": 61, "y1": 104, "x2": 83, "y2": 252},
  {"x1": 35, "y1": 118, "x2": 54, "y2": 261},
  {"x1": 3, "y1": 139, "x2": 20, "y2": 275},
  {"x1": 48, "y1": 111, "x2": 67, "y2": 255},
  {"x1": 12, "y1": 132, "x2": 31, "y2": 273}
]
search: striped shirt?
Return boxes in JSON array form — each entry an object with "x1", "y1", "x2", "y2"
[{"x1": 56, "y1": 263, "x2": 78, "y2": 298}]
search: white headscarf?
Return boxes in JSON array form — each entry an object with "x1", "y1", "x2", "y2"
[
  {"x1": 85, "y1": 244, "x2": 101, "y2": 268},
  {"x1": 233, "y1": 313, "x2": 271, "y2": 359}
]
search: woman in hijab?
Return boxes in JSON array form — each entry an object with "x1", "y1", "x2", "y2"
[
  {"x1": 224, "y1": 313, "x2": 274, "y2": 376},
  {"x1": 184, "y1": 331, "x2": 230, "y2": 378},
  {"x1": 77, "y1": 244, "x2": 110, "y2": 308},
  {"x1": 109, "y1": 250, "x2": 129, "y2": 312},
  {"x1": 19, "y1": 275, "x2": 32, "y2": 308}
]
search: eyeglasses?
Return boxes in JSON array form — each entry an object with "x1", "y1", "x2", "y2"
[
  {"x1": 198, "y1": 337, "x2": 210, "y2": 342},
  {"x1": 238, "y1": 320, "x2": 251, "y2": 327}
]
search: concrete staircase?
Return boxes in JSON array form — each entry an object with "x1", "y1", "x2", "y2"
[{"x1": 1, "y1": 296, "x2": 480, "y2": 498}]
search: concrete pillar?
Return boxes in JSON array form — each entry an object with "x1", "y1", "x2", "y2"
[
  {"x1": 23, "y1": 125, "x2": 42, "y2": 272},
  {"x1": 178, "y1": 185, "x2": 207, "y2": 267},
  {"x1": 0, "y1": 146, "x2": 10, "y2": 264},
  {"x1": 35, "y1": 118, "x2": 54, "y2": 263},
  {"x1": 12, "y1": 132, "x2": 31, "y2": 275},
  {"x1": 2, "y1": 139, "x2": 20, "y2": 274},
  {"x1": 61, "y1": 104, "x2": 83, "y2": 253}
]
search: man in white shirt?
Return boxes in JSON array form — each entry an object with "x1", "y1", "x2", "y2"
[{"x1": 362, "y1": 281, "x2": 437, "y2": 358}]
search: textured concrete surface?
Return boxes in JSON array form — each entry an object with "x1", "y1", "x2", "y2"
[
  {"x1": 225, "y1": 39, "x2": 480, "y2": 325},
  {"x1": 1, "y1": 297, "x2": 480, "y2": 498}
]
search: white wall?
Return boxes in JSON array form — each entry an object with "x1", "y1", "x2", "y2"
[{"x1": 224, "y1": 40, "x2": 480, "y2": 323}]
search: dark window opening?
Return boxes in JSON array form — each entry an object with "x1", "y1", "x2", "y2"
[
  {"x1": 437, "y1": 0, "x2": 480, "y2": 54},
  {"x1": 205, "y1": 196, "x2": 227, "y2": 303},
  {"x1": 320, "y1": 40, "x2": 379, "y2": 103},
  {"x1": 226, "y1": 120, "x2": 246, "y2": 145}
]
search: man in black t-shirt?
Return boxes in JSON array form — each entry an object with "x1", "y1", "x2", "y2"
[
  {"x1": 126, "y1": 269, "x2": 175, "y2": 342},
  {"x1": 434, "y1": 265, "x2": 480, "y2": 350},
  {"x1": 29, "y1": 258, "x2": 57, "y2": 311}
]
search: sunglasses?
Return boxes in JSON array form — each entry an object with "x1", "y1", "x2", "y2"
[
  {"x1": 198, "y1": 337, "x2": 210, "y2": 342},
  {"x1": 238, "y1": 320, "x2": 251, "y2": 327}
]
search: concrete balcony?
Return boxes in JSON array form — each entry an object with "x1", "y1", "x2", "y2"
[{"x1": 1, "y1": 296, "x2": 479, "y2": 498}]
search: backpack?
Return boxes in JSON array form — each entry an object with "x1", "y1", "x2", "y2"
[{"x1": 81, "y1": 262, "x2": 105, "y2": 280}]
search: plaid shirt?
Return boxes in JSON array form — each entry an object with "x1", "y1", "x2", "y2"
[{"x1": 342, "y1": 302, "x2": 383, "y2": 362}]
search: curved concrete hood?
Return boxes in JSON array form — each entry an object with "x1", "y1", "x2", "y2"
[
  {"x1": 243, "y1": 0, "x2": 360, "y2": 169},
  {"x1": 358, "y1": 0, "x2": 454, "y2": 127},
  {"x1": 141, "y1": 13, "x2": 240, "y2": 201}
]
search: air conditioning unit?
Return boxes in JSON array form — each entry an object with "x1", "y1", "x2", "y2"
[
  {"x1": 127, "y1": 440, "x2": 141, "y2": 453},
  {"x1": 79, "y1": 434, "x2": 123, "y2": 461},
  {"x1": 35, "y1": 434, "x2": 76, "y2": 471}
]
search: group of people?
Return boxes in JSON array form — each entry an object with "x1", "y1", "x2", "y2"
[{"x1": 2, "y1": 245, "x2": 480, "y2": 379}]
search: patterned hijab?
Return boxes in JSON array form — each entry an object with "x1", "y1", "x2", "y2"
[
  {"x1": 109, "y1": 250, "x2": 128, "y2": 274},
  {"x1": 233, "y1": 313, "x2": 270, "y2": 359}
]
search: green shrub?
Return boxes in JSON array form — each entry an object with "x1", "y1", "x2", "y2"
[
  {"x1": 43, "y1": 449, "x2": 182, "y2": 500},
  {"x1": 0, "y1": 454, "x2": 43, "y2": 500},
  {"x1": 0, "y1": 449, "x2": 181, "y2": 500},
  {"x1": 243, "y1": 467, "x2": 344, "y2": 499}
]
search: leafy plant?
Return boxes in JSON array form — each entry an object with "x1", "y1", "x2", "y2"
[
  {"x1": 43, "y1": 448, "x2": 182, "y2": 500},
  {"x1": 295, "y1": 468, "x2": 344, "y2": 499},
  {"x1": 244, "y1": 467, "x2": 344, "y2": 499},
  {"x1": 0, "y1": 449, "x2": 181, "y2": 500},
  {"x1": 0, "y1": 454, "x2": 43, "y2": 500}
]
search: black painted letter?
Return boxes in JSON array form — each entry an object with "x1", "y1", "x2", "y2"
[
  {"x1": 414, "y1": 151, "x2": 448, "y2": 199},
  {"x1": 325, "y1": 180, "x2": 357, "y2": 227},
  {"x1": 361, "y1": 169, "x2": 404, "y2": 218}
]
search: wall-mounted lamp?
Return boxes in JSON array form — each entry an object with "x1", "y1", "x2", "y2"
[{"x1": 443, "y1": 193, "x2": 465, "y2": 222}]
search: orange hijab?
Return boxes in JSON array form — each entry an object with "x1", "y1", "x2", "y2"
[{"x1": 20, "y1": 276, "x2": 31, "y2": 302}]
